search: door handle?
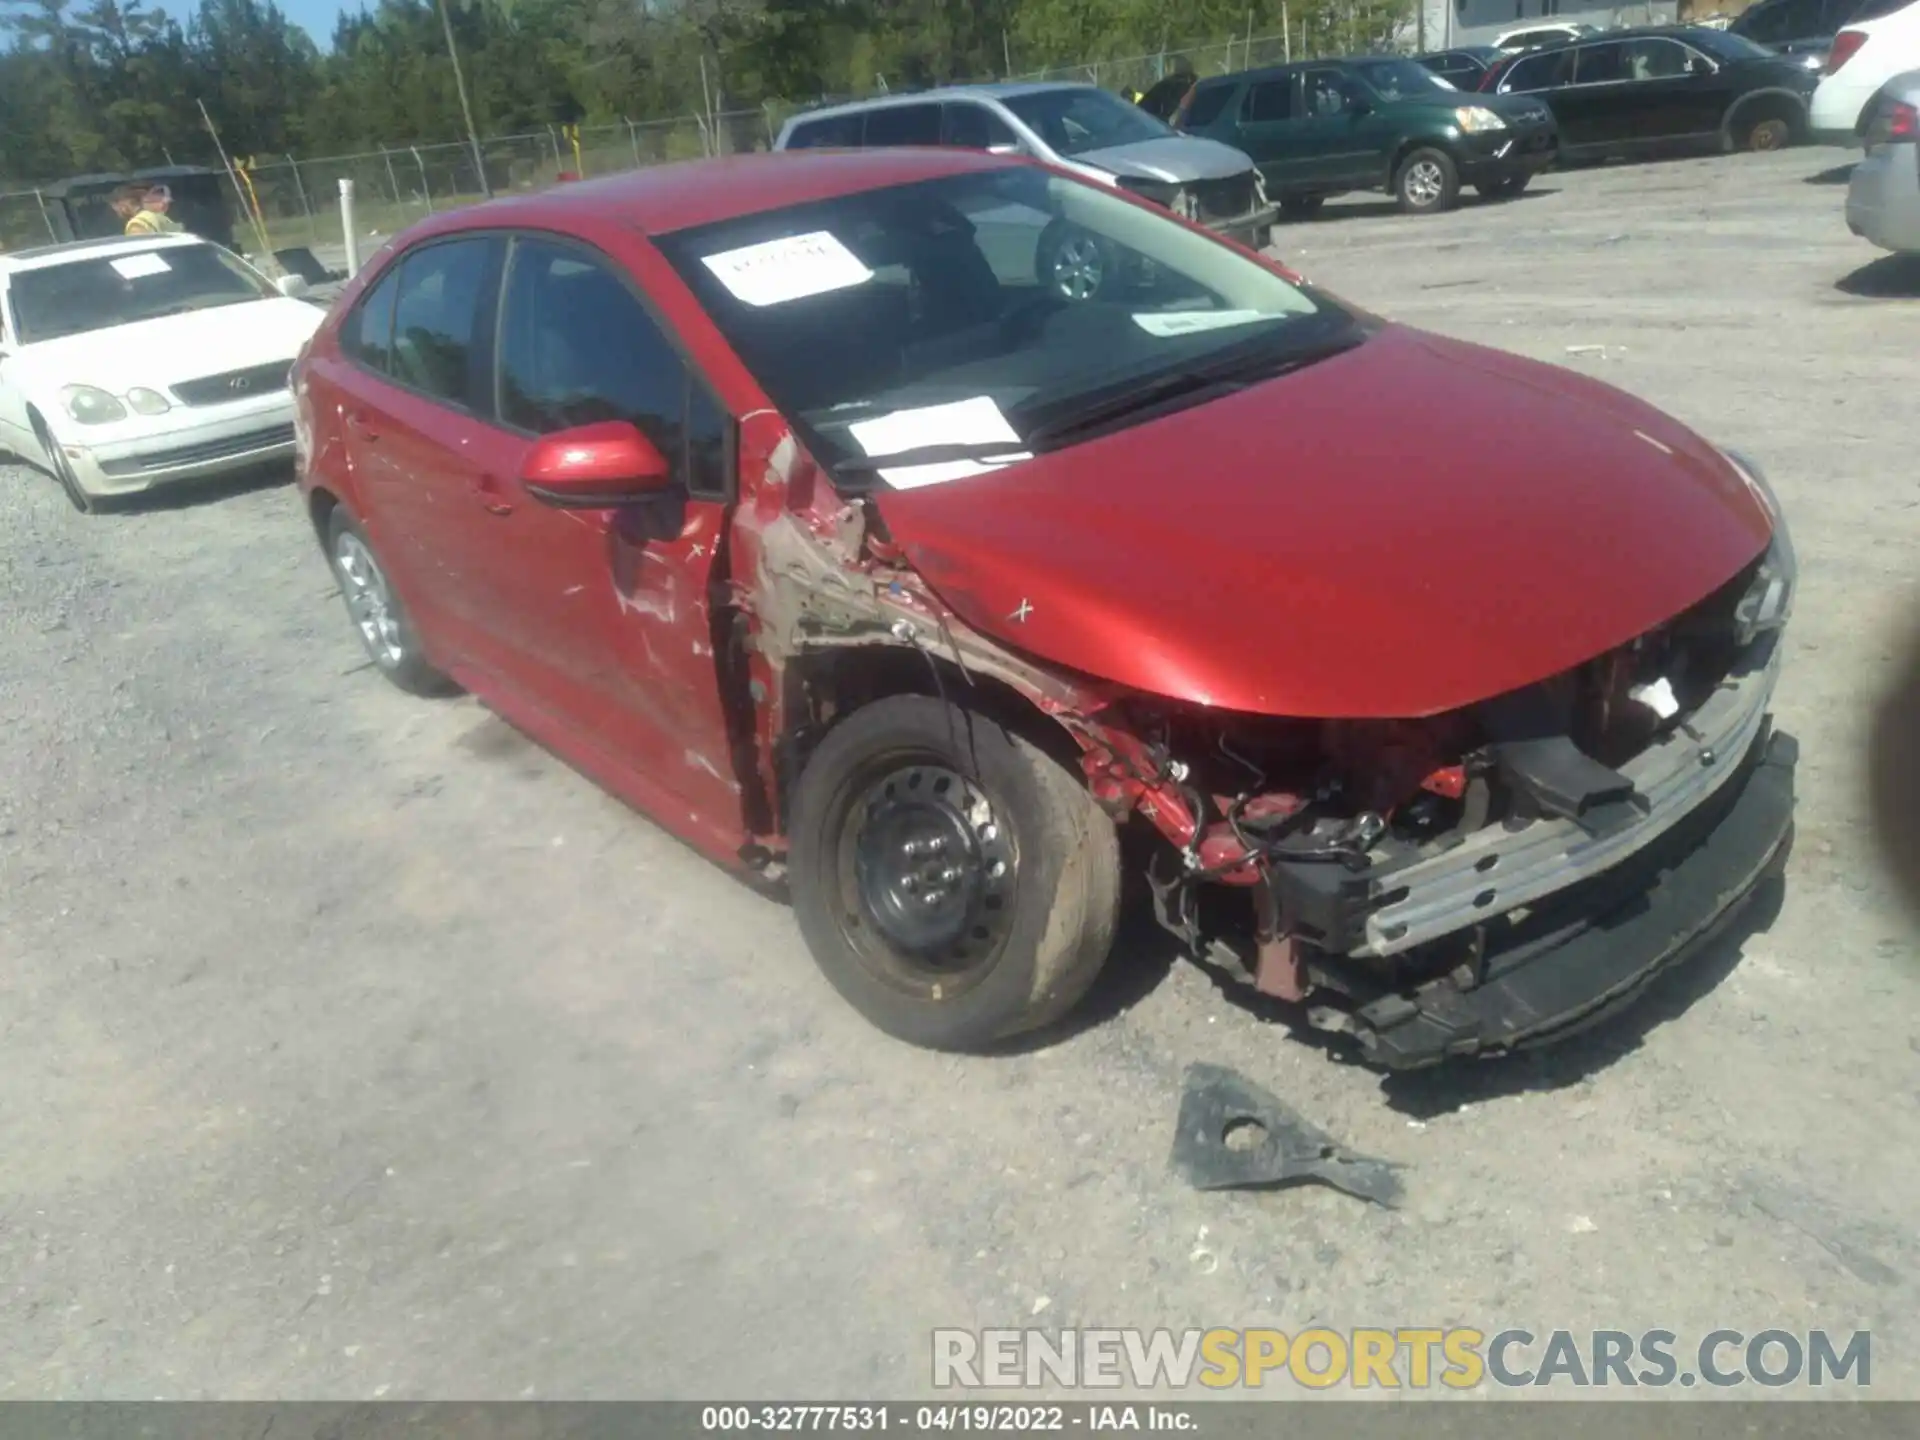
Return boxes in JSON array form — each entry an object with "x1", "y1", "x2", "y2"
[{"x1": 475, "y1": 473, "x2": 515, "y2": 517}]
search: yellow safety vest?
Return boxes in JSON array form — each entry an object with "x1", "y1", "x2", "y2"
[{"x1": 124, "y1": 211, "x2": 181, "y2": 235}]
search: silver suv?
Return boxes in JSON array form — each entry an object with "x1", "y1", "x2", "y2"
[{"x1": 774, "y1": 83, "x2": 1276, "y2": 260}]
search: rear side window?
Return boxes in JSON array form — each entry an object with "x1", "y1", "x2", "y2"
[
  {"x1": 944, "y1": 102, "x2": 1016, "y2": 149},
  {"x1": 390, "y1": 237, "x2": 498, "y2": 407},
  {"x1": 1849, "y1": 0, "x2": 1912, "y2": 20},
  {"x1": 864, "y1": 104, "x2": 942, "y2": 146},
  {"x1": 1502, "y1": 49, "x2": 1574, "y2": 92},
  {"x1": 1242, "y1": 78, "x2": 1295, "y2": 122},
  {"x1": 786, "y1": 114, "x2": 862, "y2": 149},
  {"x1": 343, "y1": 269, "x2": 399, "y2": 373},
  {"x1": 1573, "y1": 41, "x2": 1629, "y2": 84},
  {"x1": 1181, "y1": 81, "x2": 1237, "y2": 128}
]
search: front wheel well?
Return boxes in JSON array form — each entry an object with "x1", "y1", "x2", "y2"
[
  {"x1": 1389, "y1": 136, "x2": 1457, "y2": 185},
  {"x1": 776, "y1": 646, "x2": 1088, "y2": 832}
]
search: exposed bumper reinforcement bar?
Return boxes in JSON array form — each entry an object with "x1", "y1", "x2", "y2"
[{"x1": 1345, "y1": 725, "x2": 1796, "y2": 1070}]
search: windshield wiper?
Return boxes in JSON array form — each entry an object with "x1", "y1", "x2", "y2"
[
  {"x1": 1022, "y1": 335, "x2": 1358, "y2": 451},
  {"x1": 835, "y1": 442, "x2": 1033, "y2": 476}
]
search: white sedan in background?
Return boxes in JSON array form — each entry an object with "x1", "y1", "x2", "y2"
[{"x1": 0, "y1": 234, "x2": 322, "y2": 513}]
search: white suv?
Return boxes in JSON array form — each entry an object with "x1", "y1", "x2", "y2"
[{"x1": 1811, "y1": 0, "x2": 1920, "y2": 143}]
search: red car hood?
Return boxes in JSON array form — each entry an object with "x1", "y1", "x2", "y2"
[{"x1": 874, "y1": 325, "x2": 1773, "y2": 719}]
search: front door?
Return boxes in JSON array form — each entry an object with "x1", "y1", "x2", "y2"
[
  {"x1": 448, "y1": 234, "x2": 742, "y2": 828},
  {"x1": 1292, "y1": 67, "x2": 1383, "y2": 189},
  {"x1": 1620, "y1": 37, "x2": 1728, "y2": 143}
]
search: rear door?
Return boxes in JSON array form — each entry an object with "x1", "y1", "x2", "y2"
[
  {"x1": 1558, "y1": 41, "x2": 1640, "y2": 148},
  {"x1": 1496, "y1": 46, "x2": 1585, "y2": 144},
  {"x1": 332, "y1": 234, "x2": 510, "y2": 668},
  {"x1": 1229, "y1": 73, "x2": 1307, "y2": 185},
  {"x1": 1620, "y1": 36, "x2": 1726, "y2": 143}
]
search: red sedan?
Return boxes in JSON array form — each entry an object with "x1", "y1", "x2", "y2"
[{"x1": 292, "y1": 147, "x2": 1796, "y2": 1067}]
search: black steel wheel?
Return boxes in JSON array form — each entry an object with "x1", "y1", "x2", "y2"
[{"x1": 789, "y1": 695, "x2": 1122, "y2": 1051}]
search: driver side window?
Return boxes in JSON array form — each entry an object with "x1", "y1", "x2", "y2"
[{"x1": 495, "y1": 237, "x2": 732, "y2": 499}]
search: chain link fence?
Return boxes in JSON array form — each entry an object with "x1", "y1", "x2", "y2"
[{"x1": 2, "y1": 4, "x2": 1674, "y2": 268}]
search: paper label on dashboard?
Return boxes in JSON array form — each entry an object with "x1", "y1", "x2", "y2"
[
  {"x1": 700, "y1": 230, "x2": 872, "y2": 307},
  {"x1": 1132, "y1": 309, "x2": 1268, "y2": 338},
  {"x1": 847, "y1": 396, "x2": 1031, "y2": 490},
  {"x1": 109, "y1": 252, "x2": 173, "y2": 280}
]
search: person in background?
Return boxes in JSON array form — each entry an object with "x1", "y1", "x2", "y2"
[
  {"x1": 109, "y1": 184, "x2": 150, "y2": 234},
  {"x1": 126, "y1": 184, "x2": 184, "y2": 235}
]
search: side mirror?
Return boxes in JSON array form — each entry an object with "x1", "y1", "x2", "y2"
[
  {"x1": 520, "y1": 420, "x2": 674, "y2": 508},
  {"x1": 275, "y1": 274, "x2": 309, "y2": 298}
]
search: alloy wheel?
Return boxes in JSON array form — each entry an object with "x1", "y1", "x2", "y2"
[
  {"x1": 332, "y1": 530, "x2": 405, "y2": 668},
  {"x1": 1049, "y1": 234, "x2": 1106, "y2": 302},
  {"x1": 1404, "y1": 160, "x2": 1446, "y2": 209}
]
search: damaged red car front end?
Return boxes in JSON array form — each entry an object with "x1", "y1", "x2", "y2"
[{"x1": 299, "y1": 148, "x2": 1794, "y2": 1068}]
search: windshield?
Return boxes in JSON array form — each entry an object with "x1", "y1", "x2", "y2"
[
  {"x1": 1689, "y1": 29, "x2": 1778, "y2": 63},
  {"x1": 657, "y1": 166, "x2": 1363, "y2": 490},
  {"x1": 1354, "y1": 58, "x2": 1456, "y2": 99},
  {"x1": 999, "y1": 87, "x2": 1174, "y2": 157},
  {"x1": 9, "y1": 243, "x2": 273, "y2": 344}
]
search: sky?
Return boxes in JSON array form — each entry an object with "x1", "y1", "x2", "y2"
[{"x1": 281, "y1": 0, "x2": 356, "y2": 47}]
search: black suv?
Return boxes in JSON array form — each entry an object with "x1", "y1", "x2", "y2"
[
  {"x1": 1480, "y1": 25, "x2": 1818, "y2": 157},
  {"x1": 1176, "y1": 55, "x2": 1559, "y2": 217}
]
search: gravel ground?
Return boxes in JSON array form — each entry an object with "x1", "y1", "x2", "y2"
[{"x1": 3, "y1": 148, "x2": 1918, "y2": 1401}]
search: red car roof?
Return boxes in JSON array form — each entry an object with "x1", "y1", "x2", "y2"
[{"x1": 423, "y1": 148, "x2": 1023, "y2": 239}]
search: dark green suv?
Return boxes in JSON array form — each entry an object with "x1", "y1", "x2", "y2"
[{"x1": 1175, "y1": 56, "x2": 1561, "y2": 217}]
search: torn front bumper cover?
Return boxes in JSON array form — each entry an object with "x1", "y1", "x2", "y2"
[{"x1": 1269, "y1": 639, "x2": 1797, "y2": 1068}]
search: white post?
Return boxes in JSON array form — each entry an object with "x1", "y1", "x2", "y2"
[
  {"x1": 1284, "y1": 3, "x2": 1292, "y2": 61},
  {"x1": 339, "y1": 178, "x2": 360, "y2": 277}
]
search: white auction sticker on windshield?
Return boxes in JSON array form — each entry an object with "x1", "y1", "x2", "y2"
[
  {"x1": 848, "y1": 396, "x2": 1031, "y2": 491},
  {"x1": 109, "y1": 252, "x2": 173, "y2": 280},
  {"x1": 700, "y1": 230, "x2": 871, "y2": 307},
  {"x1": 1132, "y1": 309, "x2": 1271, "y2": 338}
]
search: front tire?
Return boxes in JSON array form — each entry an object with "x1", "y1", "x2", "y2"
[
  {"x1": 325, "y1": 507, "x2": 453, "y2": 696},
  {"x1": 1395, "y1": 147, "x2": 1460, "y2": 215},
  {"x1": 36, "y1": 422, "x2": 96, "y2": 514},
  {"x1": 788, "y1": 695, "x2": 1122, "y2": 1051}
]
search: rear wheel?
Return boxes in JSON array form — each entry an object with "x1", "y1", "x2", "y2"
[
  {"x1": 1744, "y1": 114, "x2": 1792, "y2": 152},
  {"x1": 326, "y1": 507, "x2": 454, "y2": 696},
  {"x1": 1395, "y1": 147, "x2": 1460, "y2": 215},
  {"x1": 1279, "y1": 194, "x2": 1325, "y2": 221},
  {"x1": 788, "y1": 695, "x2": 1122, "y2": 1051}
]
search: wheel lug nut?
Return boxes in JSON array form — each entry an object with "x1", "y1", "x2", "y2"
[{"x1": 980, "y1": 824, "x2": 998, "y2": 842}]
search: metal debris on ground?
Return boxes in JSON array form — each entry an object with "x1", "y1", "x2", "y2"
[{"x1": 1168, "y1": 1063, "x2": 1404, "y2": 1207}]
